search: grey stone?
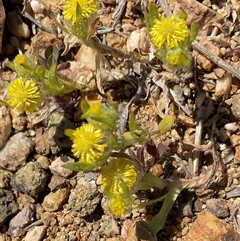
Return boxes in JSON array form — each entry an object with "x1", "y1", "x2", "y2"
[
  {"x1": 0, "y1": 132, "x2": 34, "y2": 171},
  {"x1": 10, "y1": 162, "x2": 48, "y2": 197},
  {"x1": 68, "y1": 178, "x2": 101, "y2": 217},
  {"x1": 49, "y1": 156, "x2": 74, "y2": 178},
  {"x1": 0, "y1": 189, "x2": 18, "y2": 226},
  {"x1": 47, "y1": 112, "x2": 75, "y2": 154},
  {"x1": 206, "y1": 198, "x2": 230, "y2": 218},
  {"x1": 8, "y1": 204, "x2": 35, "y2": 237}
]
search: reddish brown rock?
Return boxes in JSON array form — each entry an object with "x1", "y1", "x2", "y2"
[
  {"x1": 42, "y1": 188, "x2": 70, "y2": 212},
  {"x1": 184, "y1": 210, "x2": 240, "y2": 241},
  {"x1": 193, "y1": 39, "x2": 222, "y2": 72}
]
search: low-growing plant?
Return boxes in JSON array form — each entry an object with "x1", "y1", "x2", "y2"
[
  {"x1": 0, "y1": 0, "x2": 200, "y2": 234},
  {"x1": 64, "y1": 100, "x2": 179, "y2": 233},
  {"x1": 145, "y1": 2, "x2": 199, "y2": 68}
]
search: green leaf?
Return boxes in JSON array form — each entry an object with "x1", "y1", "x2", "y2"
[
  {"x1": 128, "y1": 112, "x2": 148, "y2": 143},
  {"x1": 150, "y1": 185, "x2": 181, "y2": 233},
  {"x1": 64, "y1": 156, "x2": 107, "y2": 172},
  {"x1": 0, "y1": 99, "x2": 9, "y2": 106},
  {"x1": 158, "y1": 115, "x2": 175, "y2": 135},
  {"x1": 136, "y1": 195, "x2": 166, "y2": 209},
  {"x1": 148, "y1": 2, "x2": 160, "y2": 28},
  {"x1": 45, "y1": 45, "x2": 59, "y2": 69},
  {"x1": 75, "y1": 3, "x2": 87, "y2": 40},
  {"x1": 64, "y1": 148, "x2": 111, "y2": 172},
  {"x1": 179, "y1": 10, "x2": 188, "y2": 21},
  {"x1": 63, "y1": 162, "x2": 94, "y2": 172},
  {"x1": 8, "y1": 63, "x2": 35, "y2": 79},
  {"x1": 64, "y1": 129, "x2": 75, "y2": 138},
  {"x1": 80, "y1": 99, "x2": 90, "y2": 114},
  {"x1": 139, "y1": 173, "x2": 166, "y2": 190},
  {"x1": 81, "y1": 101, "x2": 118, "y2": 131},
  {"x1": 35, "y1": 66, "x2": 46, "y2": 80},
  {"x1": 43, "y1": 64, "x2": 75, "y2": 95},
  {"x1": 189, "y1": 23, "x2": 199, "y2": 44}
]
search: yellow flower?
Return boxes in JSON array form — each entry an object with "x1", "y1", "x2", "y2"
[
  {"x1": 165, "y1": 48, "x2": 190, "y2": 68},
  {"x1": 150, "y1": 15, "x2": 188, "y2": 49},
  {"x1": 101, "y1": 158, "x2": 137, "y2": 195},
  {"x1": 14, "y1": 54, "x2": 26, "y2": 65},
  {"x1": 7, "y1": 77, "x2": 40, "y2": 113},
  {"x1": 109, "y1": 193, "x2": 133, "y2": 217},
  {"x1": 63, "y1": 0, "x2": 98, "y2": 24},
  {"x1": 168, "y1": 53, "x2": 180, "y2": 66},
  {"x1": 66, "y1": 123, "x2": 106, "y2": 163},
  {"x1": 87, "y1": 102, "x2": 102, "y2": 116}
]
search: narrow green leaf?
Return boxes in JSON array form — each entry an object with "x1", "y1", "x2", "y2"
[
  {"x1": 158, "y1": 114, "x2": 175, "y2": 135},
  {"x1": 139, "y1": 173, "x2": 166, "y2": 190},
  {"x1": 44, "y1": 64, "x2": 75, "y2": 95},
  {"x1": 148, "y1": 2, "x2": 160, "y2": 28},
  {"x1": 136, "y1": 195, "x2": 166, "y2": 209},
  {"x1": 179, "y1": 10, "x2": 188, "y2": 21},
  {"x1": 64, "y1": 157, "x2": 106, "y2": 172},
  {"x1": 76, "y1": 3, "x2": 87, "y2": 40},
  {"x1": 0, "y1": 99, "x2": 9, "y2": 106},
  {"x1": 189, "y1": 23, "x2": 199, "y2": 44},
  {"x1": 150, "y1": 186, "x2": 181, "y2": 233},
  {"x1": 128, "y1": 112, "x2": 148, "y2": 143},
  {"x1": 63, "y1": 162, "x2": 94, "y2": 172},
  {"x1": 80, "y1": 99, "x2": 90, "y2": 114}
]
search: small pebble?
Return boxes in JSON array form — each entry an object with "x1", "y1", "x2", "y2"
[
  {"x1": 7, "y1": 11, "x2": 30, "y2": 38},
  {"x1": 68, "y1": 178, "x2": 101, "y2": 217},
  {"x1": 8, "y1": 204, "x2": 35, "y2": 237},
  {"x1": 48, "y1": 174, "x2": 67, "y2": 192},
  {"x1": 231, "y1": 95, "x2": 240, "y2": 120},
  {"x1": 25, "y1": 226, "x2": 47, "y2": 241},
  {"x1": 42, "y1": 188, "x2": 70, "y2": 212},
  {"x1": 224, "y1": 122, "x2": 239, "y2": 132},
  {"x1": 0, "y1": 132, "x2": 33, "y2": 171},
  {"x1": 206, "y1": 198, "x2": 230, "y2": 218},
  {"x1": 10, "y1": 162, "x2": 48, "y2": 197},
  {"x1": 30, "y1": 0, "x2": 45, "y2": 14},
  {"x1": 0, "y1": 106, "x2": 11, "y2": 149},
  {"x1": 0, "y1": 189, "x2": 18, "y2": 226},
  {"x1": 47, "y1": 112, "x2": 75, "y2": 154},
  {"x1": 49, "y1": 156, "x2": 74, "y2": 178},
  {"x1": 36, "y1": 155, "x2": 50, "y2": 170}
]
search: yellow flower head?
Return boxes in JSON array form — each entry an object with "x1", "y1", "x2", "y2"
[
  {"x1": 101, "y1": 158, "x2": 137, "y2": 195},
  {"x1": 63, "y1": 0, "x2": 98, "y2": 24},
  {"x1": 66, "y1": 123, "x2": 107, "y2": 163},
  {"x1": 87, "y1": 102, "x2": 102, "y2": 116},
  {"x1": 150, "y1": 15, "x2": 188, "y2": 49},
  {"x1": 168, "y1": 53, "x2": 180, "y2": 66},
  {"x1": 14, "y1": 54, "x2": 26, "y2": 65},
  {"x1": 109, "y1": 193, "x2": 133, "y2": 217},
  {"x1": 7, "y1": 77, "x2": 40, "y2": 113}
]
